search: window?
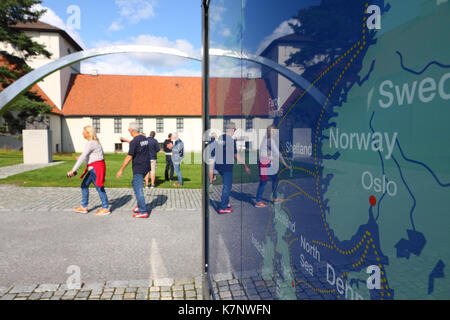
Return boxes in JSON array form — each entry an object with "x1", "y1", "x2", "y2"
[
  {"x1": 115, "y1": 143, "x2": 123, "y2": 152},
  {"x1": 223, "y1": 118, "x2": 231, "y2": 129},
  {"x1": 136, "y1": 118, "x2": 143, "y2": 133},
  {"x1": 176, "y1": 118, "x2": 184, "y2": 132},
  {"x1": 156, "y1": 118, "x2": 164, "y2": 133},
  {"x1": 114, "y1": 118, "x2": 122, "y2": 133},
  {"x1": 246, "y1": 117, "x2": 253, "y2": 130},
  {"x1": 92, "y1": 118, "x2": 100, "y2": 133}
]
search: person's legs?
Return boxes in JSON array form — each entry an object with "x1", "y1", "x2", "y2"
[
  {"x1": 144, "y1": 171, "x2": 150, "y2": 187},
  {"x1": 150, "y1": 160, "x2": 157, "y2": 186},
  {"x1": 80, "y1": 171, "x2": 93, "y2": 208},
  {"x1": 271, "y1": 174, "x2": 279, "y2": 200},
  {"x1": 169, "y1": 158, "x2": 174, "y2": 180},
  {"x1": 132, "y1": 173, "x2": 147, "y2": 213},
  {"x1": 174, "y1": 163, "x2": 183, "y2": 185},
  {"x1": 88, "y1": 169, "x2": 109, "y2": 209},
  {"x1": 220, "y1": 170, "x2": 233, "y2": 210},
  {"x1": 165, "y1": 155, "x2": 170, "y2": 180},
  {"x1": 255, "y1": 179, "x2": 268, "y2": 203}
]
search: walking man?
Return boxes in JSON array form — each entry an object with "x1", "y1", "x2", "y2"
[
  {"x1": 170, "y1": 132, "x2": 184, "y2": 187},
  {"x1": 145, "y1": 131, "x2": 160, "y2": 189},
  {"x1": 214, "y1": 122, "x2": 251, "y2": 214},
  {"x1": 116, "y1": 122, "x2": 150, "y2": 218},
  {"x1": 163, "y1": 133, "x2": 174, "y2": 181}
]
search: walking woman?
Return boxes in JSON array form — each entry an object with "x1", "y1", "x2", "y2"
[
  {"x1": 67, "y1": 125, "x2": 110, "y2": 215},
  {"x1": 255, "y1": 124, "x2": 289, "y2": 208}
]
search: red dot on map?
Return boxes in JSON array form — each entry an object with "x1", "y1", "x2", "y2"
[
  {"x1": 369, "y1": 195, "x2": 376, "y2": 206},
  {"x1": 292, "y1": 281, "x2": 295, "y2": 287}
]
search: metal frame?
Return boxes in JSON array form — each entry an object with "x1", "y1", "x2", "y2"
[{"x1": 201, "y1": 0, "x2": 211, "y2": 300}]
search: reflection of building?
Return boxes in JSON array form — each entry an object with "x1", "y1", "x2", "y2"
[
  {"x1": 260, "y1": 33, "x2": 312, "y2": 108},
  {"x1": 259, "y1": 33, "x2": 315, "y2": 158},
  {"x1": 210, "y1": 77, "x2": 273, "y2": 149}
]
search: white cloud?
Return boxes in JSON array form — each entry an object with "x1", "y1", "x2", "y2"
[
  {"x1": 89, "y1": 35, "x2": 200, "y2": 68},
  {"x1": 256, "y1": 18, "x2": 300, "y2": 55},
  {"x1": 220, "y1": 28, "x2": 231, "y2": 37},
  {"x1": 32, "y1": 4, "x2": 85, "y2": 49},
  {"x1": 108, "y1": 21, "x2": 124, "y2": 32},
  {"x1": 210, "y1": 5, "x2": 226, "y2": 24},
  {"x1": 81, "y1": 35, "x2": 202, "y2": 76},
  {"x1": 210, "y1": 56, "x2": 261, "y2": 78},
  {"x1": 115, "y1": 0, "x2": 156, "y2": 24},
  {"x1": 81, "y1": 54, "x2": 155, "y2": 75}
]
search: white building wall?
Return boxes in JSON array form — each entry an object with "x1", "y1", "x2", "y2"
[
  {"x1": 64, "y1": 117, "x2": 203, "y2": 154},
  {"x1": 59, "y1": 37, "x2": 80, "y2": 105},
  {"x1": 182, "y1": 118, "x2": 202, "y2": 152},
  {"x1": 0, "y1": 31, "x2": 80, "y2": 110},
  {"x1": 62, "y1": 116, "x2": 90, "y2": 152},
  {"x1": 277, "y1": 45, "x2": 303, "y2": 108},
  {"x1": 48, "y1": 114, "x2": 62, "y2": 153}
]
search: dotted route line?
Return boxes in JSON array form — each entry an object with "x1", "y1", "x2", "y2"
[{"x1": 313, "y1": 2, "x2": 369, "y2": 252}]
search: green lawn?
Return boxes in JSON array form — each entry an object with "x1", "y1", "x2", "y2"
[
  {"x1": 0, "y1": 149, "x2": 317, "y2": 189},
  {"x1": 0, "y1": 149, "x2": 23, "y2": 168},
  {"x1": 0, "y1": 152, "x2": 202, "y2": 188}
]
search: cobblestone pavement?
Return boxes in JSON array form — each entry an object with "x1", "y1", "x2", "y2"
[
  {"x1": 0, "y1": 277, "x2": 204, "y2": 300},
  {"x1": 0, "y1": 185, "x2": 201, "y2": 211},
  {"x1": 0, "y1": 162, "x2": 63, "y2": 179}
]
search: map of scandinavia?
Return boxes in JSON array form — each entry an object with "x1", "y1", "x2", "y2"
[{"x1": 259, "y1": 0, "x2": 450, "y2": 300}]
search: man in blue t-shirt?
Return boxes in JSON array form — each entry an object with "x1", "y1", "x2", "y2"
[
  {"x1": 116, "y1": 122, "x2": 150, "y2": 218},
  {"x1": 214, "y1": 122, "x2": 251, "y2": 214},
  {"x1": 145, "y1": 131, "x2": 160, "y2": 189}
]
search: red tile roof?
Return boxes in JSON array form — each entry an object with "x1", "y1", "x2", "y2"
[{"x1": 62, "y1": 74, "x2": 272, "y2": 117}]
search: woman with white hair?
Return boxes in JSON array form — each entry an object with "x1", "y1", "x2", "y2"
[{"x1": 67, "y1": 125, "x2": 110, "y2": 216}]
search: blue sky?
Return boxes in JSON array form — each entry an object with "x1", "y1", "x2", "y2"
[{"x1": 37, "y1": 0, "x2": 318, "y2": 76}]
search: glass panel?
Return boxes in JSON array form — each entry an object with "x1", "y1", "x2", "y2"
[{"x1": 208, "y1": 0, "x2": 450, "y2": 300}]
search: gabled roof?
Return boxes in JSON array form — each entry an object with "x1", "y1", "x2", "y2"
[
  {"x1": 11, "y1": 21, "x2": 83, "y2": 51},
  {"x1": 62, "y1": 74, "x2": 272, "y2": 117}
]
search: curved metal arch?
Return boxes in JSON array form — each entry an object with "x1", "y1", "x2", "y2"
[{"x1": 0, "y1": 45, "x2": 326, "y2": 111}]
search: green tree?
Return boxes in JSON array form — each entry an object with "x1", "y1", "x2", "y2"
[{"x1": 0, "y1": 0, "x2": 53, "y2": 134}]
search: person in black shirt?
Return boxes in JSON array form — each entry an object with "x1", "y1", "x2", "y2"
[
  {"x1": 116, "y1": 122, "x2": 150, "y2": 218},
  {"x1": 145, "y1": 131, "x2": 160, "y2": 189},
  {"x1": 163, "y1": 133, "x2": 174, "y2": 181},
  {"x1": 214, "y1": 122, "x2": 251, "y2": 214}
]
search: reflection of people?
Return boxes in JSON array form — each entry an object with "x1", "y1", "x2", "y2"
[
  {"x1": 169, "y1": 132, "x2": 184, "y2": 187},
  {"x1": 163, "y1": 133, "x2": 174, "y2": 181},
  {"x1": 255, "y1": 125, "x2": 289, "y2": 208},
  {"x1": 68, "y1": 125, "x2": 110, "y2": 216},
  {"x1": 145, "y1": 131, "x2": 160, "y2": 189},
  {"x1": 215, "y1": 122, "x2": 251, "y2": 214},
  {"x1": 116, "y1": 122, "x2": 150, "y2": 218},
  {"x1": 207, "y1": 132, "x2": 218, "y2": 183}
]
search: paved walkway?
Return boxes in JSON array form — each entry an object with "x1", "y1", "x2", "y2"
[
  {"x1": 0, "y1": 278, "x2": 203, "y2": 300},
  {"x1": 0, "y1": 162, "x2": 63, "y2": 179},
  {"x1": 0, "y1": 185, "x2": 204, "y2": 300},
  {"x1": 0, "y1": 185, "x2": 201, "y2": 211}
]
